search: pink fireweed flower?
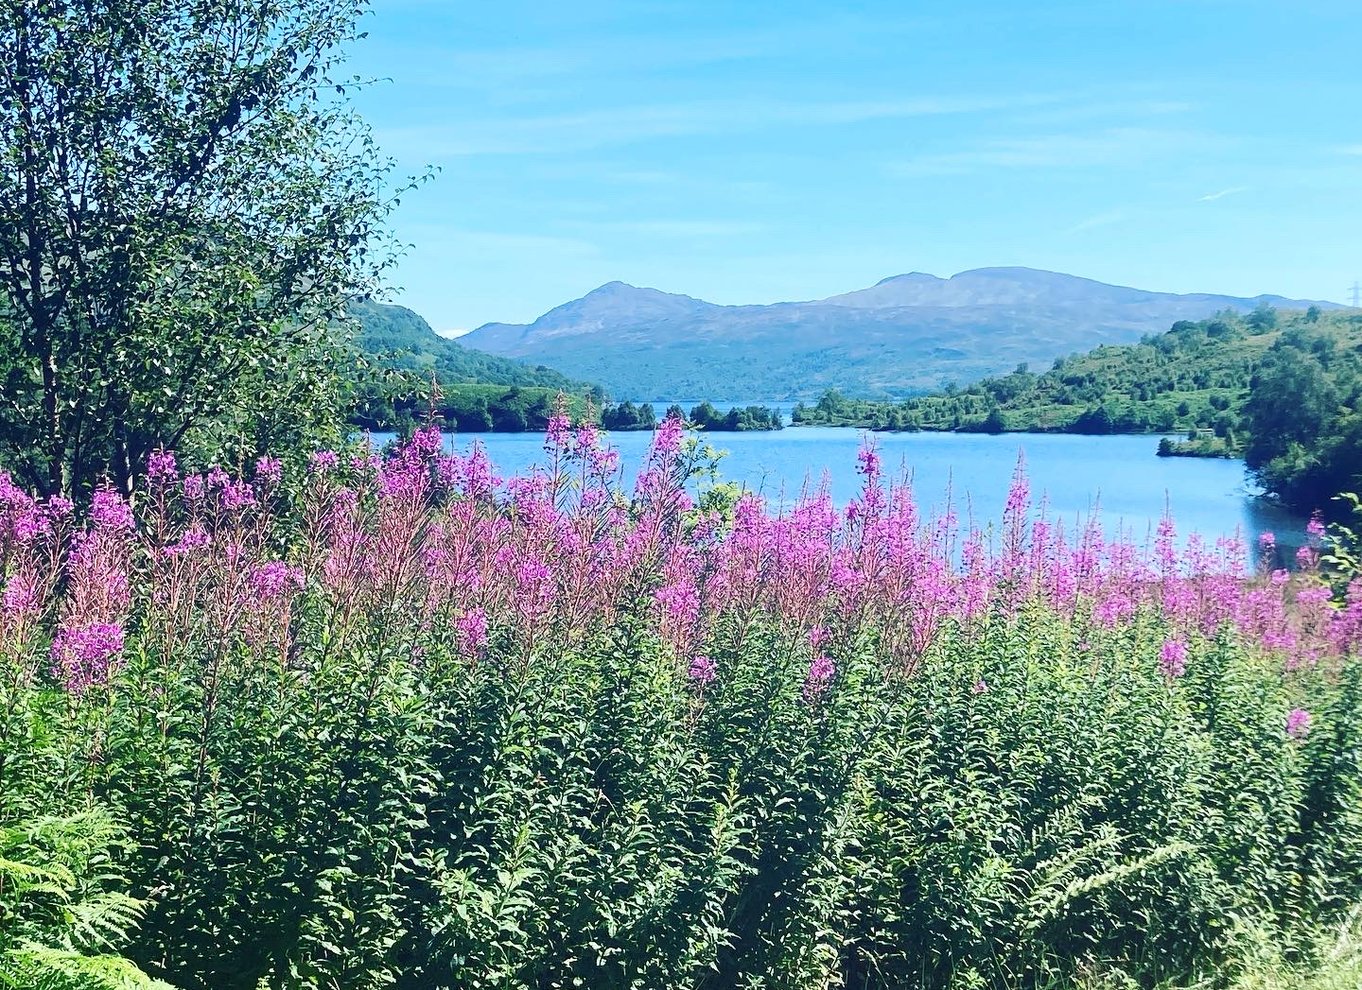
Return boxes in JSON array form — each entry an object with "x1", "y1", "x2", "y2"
[
  {"x1": 410, "y1": 424, "x2": 444, "y2": 461},
  {"x1": 655, "y1": 579, "x2": 700, "y2": 638},
  {"x1": 164, "y1": 525, "x2": 211, "y2": 558},
  {"x1": 219, "y1": 479, "x2": 256, "y2": 511},
  {"x1": 516, "y1": 558, "x2": 552, "y2": 587},
  {"x1": 1159, "y1": 639, "x2": 1189, "y2": 679},
  {"x1": 183, "y1": 474, "x2": 206, "y2": 502},
  {"x1": 1004, "y1": 458, "x2": 1030, "y2": 519},
  {"x1": 1271, "y1": 569, "x2": 1290, "y2": 586},
  {"x1": 688, "y1": 654, "x2": 717, "y2": 687},
  {"x1": 147, "y1": 449, "x2": 178, "y2": 486},
  {"x1": 456, "y1": 607, "x2": 489, "y2": 653},
  {"x1": 45, "y1": 495, "x2": 73, "y2": 521},
  {"x1": 254, "y1": 456, "x2": 283, "y2": 486},
  {"x1": 2, "y1": 573, "x2": 40, "y2": 621},
  {"x1": 545, "y1": 412, "x2": 572, "y2": 452},
  {"x1": 90, "y1": 488, "x2": 134, "y2": 533},
  {"x1": 43, "y1": 495, "x2": 72, "y2": 525},
  {"x1": 461, "y1": 444, "x2": 499, "y2": 501},
  {"x1": 574, "y1": 420, "x2": 599, "y2": 451},
  {"x1": 652, "y1": 415, "x2": 685, "y2": 456},
  {"x1": 351, "y1": 451, "x2": 382, "y2": 476},
  {"x1": 248, "y1": 561, "x2": 305, "y2": 601},
  {"x1": 971, "y1": 678, "x2": 989, "y2": 694},
  {"x1": 589, "y1": 446, "x2": 620, "y2": 477},
  {"x1": 856, "y1": 441, "x2": 882, "y2": 480},
  {"x1": 1296, "y1": 545, "x2": 1319, "y2": 571},
  {"x1": 10, "y1": 508, "x2": 50, "y2": 545},
  {"x1": 808, "y1": 626, "x2": 828, "y2": 651},
  {"x1": 803, "y1": 654, "x2": 836, "y2": 700},
  {"x1": 206, "y1": 467, "x2": 231, "y2": 490},
  {"x1": 1297, "y1": 585, "x2": 1333, "y2": 607},
  {"x1": 1306, "y1": 513, "x2": 1326, "y2": 540},
  {"x1": 309, "y1": 450, "x2": 340, "y2": 474},
  {"x1": 1259, "y1": 531, "x2": 1276, "y2": 548},
  {"x1": 1287, "y1": 708, "x2": 1313, "y2": 741},
  {"x1": 50, "y1": 622, "x2": 125, "y2": 696},
  {"x1": 377, "y1": 459, "x2": 427, "y2": 501}
]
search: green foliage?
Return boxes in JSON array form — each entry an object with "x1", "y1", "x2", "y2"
[
  {"x1": 1322, "y1": 494, "x2": 1362, "y2": 592},
  {"x1": 1, "y1": 605, "x2": 1358, "y2": 989},
  {"x1": 1244, "y1": 332, "x2": 1362, "y2": 517},
  {"x1": 687, "y1": 402, "x2": 784, "y2": 432},
  {"x1": 600, "y1": 400, "x2": 658, "y2": 431},
  {"x1": 352, "y1": 382, "x2": 589, "y2": 435},
  {"x1": 0, "y1": 0, "x2": 402, "y2": 498},
  {"x1": 0, "y1": 809, "x2": 170, "y2": 990}
]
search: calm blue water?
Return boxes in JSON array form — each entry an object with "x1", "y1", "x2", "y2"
[{"x1": 371, "y1": 427, "x2": 1309, "y2": 548}]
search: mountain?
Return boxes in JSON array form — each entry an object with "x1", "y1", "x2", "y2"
[
  {"x1": 349, "y1": 298, "x2": 586, "y2": 391},
  {"x1": 460, "y1": 268, "x2": 1342, "y2": 401}
]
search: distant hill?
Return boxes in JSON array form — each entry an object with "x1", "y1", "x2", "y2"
[
  {"x1": 349, "y1": 298, "x2": 585, "y2": 391},
  {"x1": 460, "y1": 268, "x2": 1342, "y2": 401}
]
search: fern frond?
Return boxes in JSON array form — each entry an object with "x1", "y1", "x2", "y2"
[
  {"x1": 1, "y1": 942, "x2": 174, "y2": 990},
  {"x1": 64, "y1": 893, "x2": 147, "y2": 952}
]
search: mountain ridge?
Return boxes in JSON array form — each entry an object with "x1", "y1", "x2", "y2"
[{"x1": 460, "y1": 268, "x2": 1342, "y2": 401}]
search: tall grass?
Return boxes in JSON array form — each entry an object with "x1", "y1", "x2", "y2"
[{"x1": 0, "y1": 415, "x2": 1360, "y2": 989}]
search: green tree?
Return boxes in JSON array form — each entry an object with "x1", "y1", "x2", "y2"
[
  {"x1": 1244, "y1": 348, "x2": 1338, "y2": 472},
  {"x1": 0, "y1": 0, "x2": 401, "y2": 496},
  {"x1": 1246, "y1": 303, "x2": 1279, "y2": 333}
]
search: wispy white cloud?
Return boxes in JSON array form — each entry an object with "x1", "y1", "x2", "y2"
[
  {"x1": 377, "y1": 92, "x2": 1060, "y2": 158},
  {"x1": 1065, "y1": 209, "x2": 1130, "y2": 234},
  {"x1": 580, "y1": 219, "x2": 766, "y2": 237},
  {"x1": 1197, "y1": 185, "x2": 1250, "y2": 202},
  {"x1": 1013, "y1": 98, "x2": 1196, "y2": 127},
  {"x1": 888, "y1": 127, "x2": 1219, "y2": 177},
  {"x1": 402, "y1": 226, "x2": 602, "y2": 257},
  {"x1": 1341, "y1": 144, "x2": 1362, "y2": 156},
  {"x1": 366, "y1": 14, "x2": 940, "y2": 92}
]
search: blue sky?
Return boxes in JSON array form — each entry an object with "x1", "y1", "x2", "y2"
[{"x1": 349, "y1": 0, "x2": 1362, "y2": 333}]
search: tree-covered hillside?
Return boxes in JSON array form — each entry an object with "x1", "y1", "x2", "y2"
[
  {"x1": 346, "y1": 300, "x2": 598, "y2": 433},
  {"x1": 350, "y1": 299, "x2": 586, "y2": 390},
  {"x1": 793, "y1": 306, "x2": 1362, "y2": 514}
]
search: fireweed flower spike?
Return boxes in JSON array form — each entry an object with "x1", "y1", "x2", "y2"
[
  {"x1": 51, "y1": 622, "x2": 125, "y2": 696},
  {"x1": 1159, "y1": 639, "x2": 1189, "y2": 679},
  {"x1": 1287, "y1": 708, "x2": 1313, "y2": 741},
  {"x1": 90, "y1": 487, "x2": 134, "y2": 532},
  {"x1": 183, "y1": 474, "x2": 206, "y2": 502},
  {"x1": 249, "y1": 561, "x2": 305, "y2": 601},
  {"x1": 255, "y1": 456, "x2": 284, "y2": 487},
  {"x1": 652, "y1": 414, "x2": 685, "y2": 457},
  {"x1": 147, "y1": 449, "x2": 179, "y2": 486},
  {"x1": 456, "y1": 608, "x2": 490, "y2": 654},
  {"x1": 688, "y1": 654, "x2": 717, "y2": 687},
  {"x1": 310, "y1": 450, "x2": 340, "y2": 474},
  {"x1": 804, "y1": 655, "x2": 836, "y2": 700}
]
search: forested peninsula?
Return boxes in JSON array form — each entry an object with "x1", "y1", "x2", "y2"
[{"x1": 793, "y1": 306, "x2": 1362, "y2": 514}]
